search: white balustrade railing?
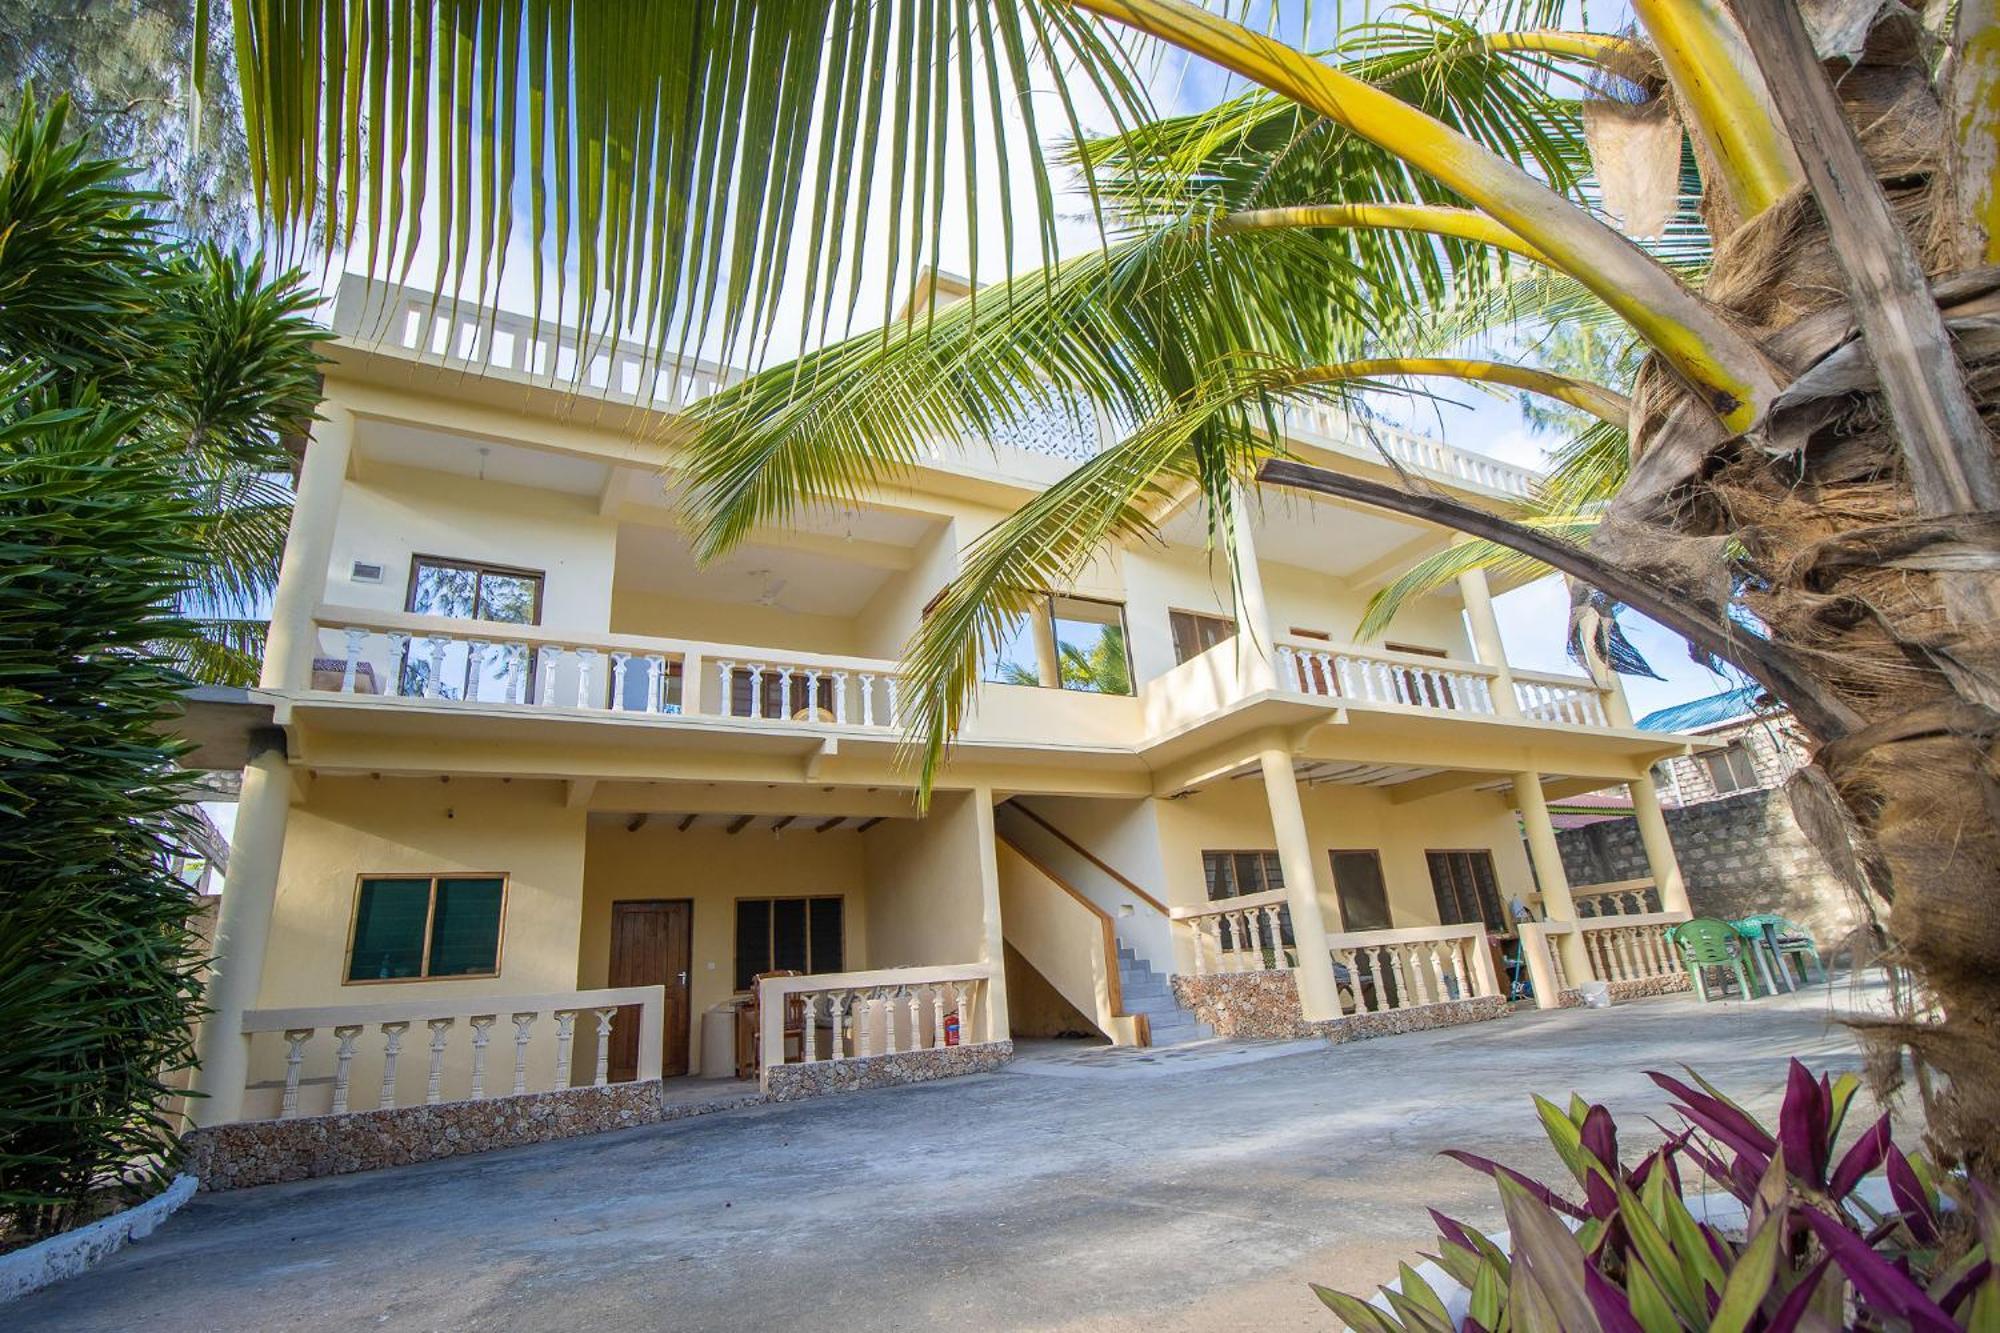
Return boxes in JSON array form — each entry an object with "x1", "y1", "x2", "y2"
[
  {"x1": 1327, "y1": 923, "x2": 1500, "y2": 1014},
  {"x1": 756, "y1": 965, "x2": 991, "y2": 1076},
  {"x1": 332, "y1": 274, "x2": 743, "y2": 412},
  {"x1": 1276, "y1": 399, "x2": 1539, "y2": 498},
  {"x1": 1277, "y1": 642, "x2": 1500, "y2": 715},
  {"x1": 1514, "y1": 675, "x2": 1611, "y2": 726},
  {"x1": 1577, "y1": 911, "x2": 1690, "y2": 984},
  {"x1": 241, "y1": 986, "x2": 665, "y2": 1122},
  {"x1": 1171, "y1": 889, "x2": 1293, "y2": 974},
  {"x1": 309, "y1": 610, "x2": 906, "y2": 731},
  {"x1": 1573, "y1": 879, "x2": 1660, "y2": 918},
  {"x1": 712, "y1": 655, "x2": 904, "y2": 730}
]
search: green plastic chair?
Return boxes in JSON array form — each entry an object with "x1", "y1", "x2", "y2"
[
  {"x1": 1735, "y1": 913, "x2": 1825, "y2": 986},
  {"x1": 1671, "y1": 918, "x2": 1756, "y2": 1001}
]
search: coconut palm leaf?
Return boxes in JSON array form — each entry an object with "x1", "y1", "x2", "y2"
[{"x1": 224, "y1": 0, "x2": 1153, "y2": 367}]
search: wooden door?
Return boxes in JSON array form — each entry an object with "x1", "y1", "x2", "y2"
[{"x1": 608, "y1": 900, "x2": 692, "y2": 1080}]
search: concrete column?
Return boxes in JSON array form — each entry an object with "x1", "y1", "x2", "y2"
[
  {"x1": 1627, "y1": 774, "x2": 1691, "y2": 913},
  {"x1": 188, "y1": 740, "x2": 292, "y2": 1126},
  {"x1": 260, "y1": 403, "x2": 355, "y2": 691},
  {"x1": 971, "y1": 790, "x2": 1012, "y2": 1044},
  {"x1": 1230, "y1": 488, "x2": 1279, "y2": 693},
  {"x1": 1258, "y1": 742, "x2": 1343, "y2": 1019},
  {"x1": 1571, "y1": 582, "x2": 1635, "y2": 728},
  {"x1": 1030, "y1": 597, "x2": 1062, "y2": 690},
  {"x1": 1512, "y1": 771, "x2": 1594, "y2": 983},
  {"x1": 1457, "y1": 566, "x2": 1519, "y2": 716}
]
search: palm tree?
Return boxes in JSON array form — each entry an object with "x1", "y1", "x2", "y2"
[{"x1": 225, "y1": 1, "x2": 2000, "y2": 1171}]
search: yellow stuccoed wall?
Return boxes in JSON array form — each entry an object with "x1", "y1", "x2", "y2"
[
  {"x1": 1152, "y1": 779, "x2": 1533, "y2": 932},
  {"x1": 576, "y1": 820, "x2": 874, "y2": 1073}
]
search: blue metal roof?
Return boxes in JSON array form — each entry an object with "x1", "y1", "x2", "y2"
[{"x1": 1636, "y1": 686, "x2": 1769, "y2": 733}]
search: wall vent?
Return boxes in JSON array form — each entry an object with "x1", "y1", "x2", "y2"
[{"x1": 350, "y1": 560, "x2": 385, "y2": 584}]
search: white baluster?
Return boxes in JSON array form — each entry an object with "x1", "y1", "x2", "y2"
[
  {"x1": 592, "y1": 1008, "x2": 616, "y2": 1086},
  {"x1": 331, "y1": 1024, "x2": 362, "y2": 1113},
  {"x1": 553, "y1": 1010, "x2": 577, "y2": 1089},
  {"x1": 504, "y1": 643, "x2": 527, "y2": 703},
  {"x1": 804, "y1": 673, "x2": 821, "y2": 719},
  {"x1": 1382, "y1": 947, "x2": 1408, "y2": 1009},
  {"x1": 340, "y1": 628, "x2": 366, "y2": 692},
  {"x1": 859, "y1": 674, "x2": 877, "y2": 726},
  {"x1": 425, "y1": 635, "x2": 450, "y2": 698},
  {"x1": 425, "y1": 1018, "x2": 454, "y2": 1104},
  {"x1": 1264, "y1": 906, "x2": 1287, "y2": 969},
  {"x1": 645, "y1": 654, "x2": 665, "y2": 712},
  {"x1": 747, "y1": 663, "x2": 766, "y2": 717},
  {"x1": 717, "y1": 660, "x2": 736, "y2": 715},
  {"x1": 1189, "y1": 920, "x2": 1208, "y2": 975},
  {"x1": 833, "y1": 672, "x2": 850, "y2": 724},
  {"x1": 379, "y1": 1021, "x2": 409, "y2": 1109},
  {"x1": 802, "y1": 994, "x2": 818, "y2": 1063},
  {"x1": 778, "y1": 668, "x2": 793, "y2": 719},
  {"x1": 1339, "y1": 950, "x2": 1367, "y2": 1013},
  {"x1": 385, "y1": 632, "x2": 411, "y2": 696},
  {"x1": 610, "y1": 651, "x2": 630, "y2": 711},
  {"x1": 883, "y1": 990, "x2": 899, "y2": 1055},
  {"x1": 575, "y1": 648, "x2": 598, "y2": 707},
  {"x1": 463, "y1": 640, "x2": 489, "y2": 702},
  {"x1": 907, "y1": 988, "x2": 922, "y2": 1047},
  {"x1": 469, "y1": 1016, "x2": 495, "y2": 1098},
  {"x1": 1405, "y1": 945, "x2": 1433, "y2": 1005},
  {"x1": 281, "y1": 1028, "x2": 313, "y2": 1118},
  {"x1": 856, "y1": 994, "x2": 873, "y2": 1058},
  {"x1": 828, "y1": 992, "x2": 848, "y2": 1061},
  {"x1": 932, "y1": 986, "x2": 947, "y2": 1050},
  {"x1": 537, "y1": 645, "x2": 560, "y2": 705},
  {"x1": 511, "y1": 1012, "x2": 536, "y2": 1094},
  {"x1": 884, "y1": 677, "x2": 899, "y2": 727}
]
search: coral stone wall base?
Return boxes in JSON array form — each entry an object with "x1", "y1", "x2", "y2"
[
  {"x1": 1169, "y1": 973, "x2": 1508, "y2": 1042},
  {"x1": 1607, "y1": 973, "x2": 1692, "y2": 1001},
  {"x1": 182, "y1": 1080, "x2": 763, "y2": 1192},
  {"x1": 761, "y1": 1040, "x2": 1013, "y2": 1102}
]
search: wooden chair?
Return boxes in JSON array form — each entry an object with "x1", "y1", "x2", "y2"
[
  {"x1": 1672, "y1": 918, "x2": 1756, "y2": 1001},
  {"x1": 738, "y1": 971, "x2": 806, "y2": 1078}
]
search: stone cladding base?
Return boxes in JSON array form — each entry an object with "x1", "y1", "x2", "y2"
[
  {"x1": 1170, "y1": 972, "x2": 1509, "y2": 1042},
  {"x1": 761, "y1": 1040, "x2": 1013, "y2": 1102},
  {"x1": 182, "y1": 1080, "x2": 761, "y2": 1192}
]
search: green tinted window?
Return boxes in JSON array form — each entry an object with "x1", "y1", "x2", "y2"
[
  {"x1": 348, "y1": 879, "x2": 431, "y2": 980},
  {"x1": 427, "y1": 878, "x2": 505, "y2": 976},
  {"x1": 346, "y1": 875, "x2": 505, "y2": 981}
]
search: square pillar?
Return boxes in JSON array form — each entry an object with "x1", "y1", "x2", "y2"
[
  {"x1": 1457, "y1": 566, "x2": 1519, "y2": 716},
  {"x1": 260, "y1": 404, "x2": 355, "y2": 691},
  {"x1": 971, "y1": 790, "x2": 1012, "y2": 1044},
  {"x1": 1257, "y1": 743, "x2": 1342, "y2": 1020},
  {"x1": 1513, "y1": 771, "x2": 1594, "y2": 985}
]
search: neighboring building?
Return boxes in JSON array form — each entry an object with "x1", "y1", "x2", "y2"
[
  {"x1": 179, "y1": 275, "x2": 1703, "y2": 1169},
  {"x1": 1554, "y1": 688, "x2": 1858, "y2": 944}
]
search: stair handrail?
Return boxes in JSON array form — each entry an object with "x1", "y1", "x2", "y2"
[
  {"x1": 994, "y1": 832, "x2": 1148, "y2": 1044},
  {"x1": 1005, "y1": 803, "x2": 1171, "y2": 916}
]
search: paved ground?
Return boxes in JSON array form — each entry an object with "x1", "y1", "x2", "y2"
[{"x1": 18, "y1": 978, "x2": 1899, "y2": 1332}]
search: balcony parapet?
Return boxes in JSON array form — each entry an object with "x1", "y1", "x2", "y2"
[{"x1": 1275, "y1": 639, "x2": 1610, "y2": 728}]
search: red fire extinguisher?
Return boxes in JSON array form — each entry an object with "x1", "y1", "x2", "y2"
[{"x1": 943, "y1": 1009, "x2": 961, "y2": 1046}]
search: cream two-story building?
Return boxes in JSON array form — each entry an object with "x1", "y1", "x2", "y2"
[{"x1": 183, "y1": 276, "x2": 1699, "y2": 1170}]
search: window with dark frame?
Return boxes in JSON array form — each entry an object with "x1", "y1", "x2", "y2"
[
  {"x1": 1424, "y1": 851, "x2": 1506, "y2": 933},
  {"x1": 1702, "y1": 742, "x2": 1761, "y2": 795},
  {"x1": 1169, "y1": 609, "x2": 1236, "y2": 666},
  {"x1": 1048, "y1": 594, "x2": 1133, "y2": 695},
  {"x1": 345, "y1": 874, "x2": 506, "y2": 982},
  {"x1": 1328, "y1": 850, "x2": 1394, "y2": 931},
  {"x1": 734, "y1": 897, "x2": 845, "y2": 991},
  {"x1": 1200, "y1": 850, "x2": 1294, "y2": 949},
  {"x1": 401, "y1": 556, "x2": 547, "y2": 699}
]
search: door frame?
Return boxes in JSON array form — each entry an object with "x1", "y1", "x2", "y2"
[{"x1": 607, "y1": 898, "x2": 693, "y2": 1080}]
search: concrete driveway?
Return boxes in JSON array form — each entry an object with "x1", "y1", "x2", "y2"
[{"x1": 16, "y1": 981, "x2": 1894, "y2": 1332}]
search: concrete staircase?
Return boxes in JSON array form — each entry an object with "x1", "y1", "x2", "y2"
[{"x1": 1116, "y1": 943, "x2": 1213, "y2": 1046}]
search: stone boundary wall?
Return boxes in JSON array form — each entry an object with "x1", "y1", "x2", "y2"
[
  {"x1": 1607, "y1": 973, "x2": 1691, "y2": 1001},
  {"x1": 183, "y1": 1080, "x2": 763, "y2": 1192},
  {"x1": 1169, "y1": 972, "x2": 1509, "y2": 1043},
  {"x1": 0, "y1": 1174, "x2": 198, "y2": 1303},
  {"x1": 761, "y1": 1040, "x2": 1014, "y2": 1102}
]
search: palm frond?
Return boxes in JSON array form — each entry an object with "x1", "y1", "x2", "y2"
[
  {"x1": 226, "y1": 1, "x2": 1153, "y2": 364},
  {"x1": 1353, "y1": 513, "x2": 1599, "y2": 640}
]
